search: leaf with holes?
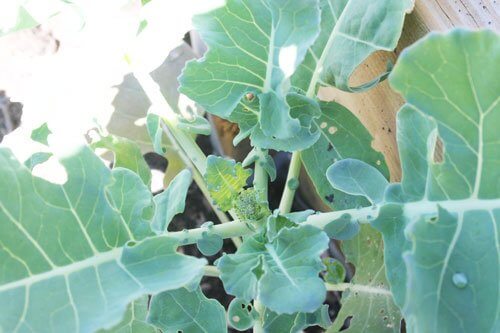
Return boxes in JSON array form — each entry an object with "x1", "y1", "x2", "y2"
[
  {"x1": 330, "y1": 30, "x2": 500, "y2": 332},
  {"x1": 216, "y1": 225, "x2": 329, "y2": 314},
  {"x1": 179, "y1": 0, "x2": 322, "y2": 151},
  {"x1": 0, "y1": 147, "x2": 206, "y2": 332},
  {"x1": 326, "y1": 225, "x2": 402, "y2": 332},
  {"x1": 302, "y1": 101, "x2": 389, "y2": 211},
  {"x1": 292, "y1": 0, "x2": 414, "y2": 93},
  {"x1": 205, "y1": 155, "x2": 252, "y2": 211},
  {"x1": 147, "y1": 287, "x2": 227, "y2": 333}
]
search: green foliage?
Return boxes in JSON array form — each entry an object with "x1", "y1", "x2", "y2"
[
  {"x1": 205, "y1": 155, "x2": 252, "y2": 211},
  {"x1": 327, "y1": 158, "x2": 388, "y2": 205},
  {"x1": 262, "y1": 305, "x2": 331, "y2": 333},
  {"x1": 92, "y1": 134, "x2": 152, "y2": 186},
  {"x1": 327, "y1": 225, "x2": 402, "y2": 332},
  {"x1": 30, "y1": 123, "x2": 52, "y2": 146},
  {"x1": 99, "y1": 297, "x2": 157, "y2": 333},
  {"x1": 227, "y1": 298, "x2": 259, "y2": 330},
  {"x1": 151, "y1": 169, "x2": 192, "y2": 233},
  {"x1": 216, "y1": 225, "x2": 329, "y2": 314},
  {"x1": 322, "y1": 258, "x2": 346, "y2": 284},
  {"x1": 0, "y1": 147, "x2": 206, "y2": 332},
  {"x1": 331, "y1": 30, "x2": 500, "y2": 332},
  {"x1": 292, "y1": 0, "x2": 414, "y2": 92},
  {"x1": 148, "y1": 287, "x2": 227, "y2": 333},
  {"x1": 179, "y1": 0, "x2": 322, "y2": 151},
  {"x1": 302, "y1": 101, "x2": 389, "y2": 210}
]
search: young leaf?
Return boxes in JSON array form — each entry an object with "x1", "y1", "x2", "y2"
[
  {"x1": 98, "y1": 296, "x2": 157, "y2": 333},
  {"x1": 302, "y1": 101, "x2": 388, "y2": 210},
  {"x1": 243, "y1": 148, "x2": 276, "y2": 181},
  {"x1": 151, "y1": 169, "x2": 192, "y2": 233},
  {"x1": 216, "y1": 225, "x2": 329, "y2": 314},
  {"x1": 205, "y1": 155, "x2": 252, "y2": 211},
  {"x1": 146, "y1": 113, "x2": 165, "y2": 155},
  {"x1": 372, "y1": 30, "x2": 500, "y2": 332},
  {"x1": 196, "y1": 231, "x2": 223, "y2": 256},
  {"x1": 262, "y1": 305, "x2": 331, "y2": 333},
  {"x1": 327, "y1": 158, "x2": 388, "y2": 205},
  {"x1": 147, "y1": 287, "x2": 227, "y2": 333},
  {"x1": 0, "y1": 147, "x2": 206, "y2": 332},
  {"x1": 23, "y1": 152, "x2": 53, "y2": 170},
  {"x1": 292, "y1": 0, "x2": 414, "y2": 93},
  {"x1": 179, "y1": 0, "x2": 322, "y2": 151},
  {"x1": 177, "y1": 115, "x2": 212, "y2": 136},
  {"x1": 92, "y1": 134, "x2": 152, "y2": 186},
  {"x1": 322, "y1": 258, "x2": 346, "y2": 284},
  {"x1": 30, "y1": 123, "x2": 52, "y2": 146},
  {"x1": 227, "y1": 298, "x2": 259, "y2": 331},
  {"x1": 327, "y1": 225, "x2": 401, "y2": 332}
]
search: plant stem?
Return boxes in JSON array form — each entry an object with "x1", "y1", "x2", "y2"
[
  {"x1": 325, "y1": 282, "x2": 392, "y2": 296},
  {"x1": 278, "y1": 151, "x2": 302, "y2": 213},
  {"x1": 253, "y1": 155, "x2": 269, "y2": 198},
  {"x1": 253, "y1": 299, "x2": 265, "y2": 333},
  {"x1": 169, "y1": 220, "x2": 254, "y2": 245},
  {"x1": 160, "y1": 121, "x2": 242, "y2": 247},
  {"x1": 203, "y1": 265, "x2": 220, "y2": 278},
  {"x1": 133, "y1": 69, "x2": 243, "y2": 247},
  {"x1": 169, "y1": 205, "x2": 377, "y2": 247}
]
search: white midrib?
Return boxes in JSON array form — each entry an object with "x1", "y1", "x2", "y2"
[
  {"x1": 265, "y1": 244, "x2": 298, "y2": 287},
  {"x1": 263, "y1": 26, "x2": 276, "y2": 93},
  {"x1": 306, "y1": 1, "x2": 352, "y2": 97},
  {"x1": 0, "y1": 248, "x2": 122, "y2": 293}
]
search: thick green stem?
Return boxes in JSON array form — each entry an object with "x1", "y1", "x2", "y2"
[
  {"x1": 278, "y1": 151, "x2": 302, "y2": 213},
  {"x1": 169, "y1": 220, "x2": 254, "y2": 245},
  {"x1": 203, "y1": 265, "x2": 220, "y2": 278},
  {"x1": 253, "y1": 157, "x2": 269, "y2": 199}
]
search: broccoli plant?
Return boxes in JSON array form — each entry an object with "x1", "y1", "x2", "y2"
[{"x1": 0, "y1": 0, "x2": 498, "y2": 332}]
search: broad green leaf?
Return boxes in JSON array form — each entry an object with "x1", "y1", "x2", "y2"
[
  {"x1": 227, "y1": 298, "x2": 259, "y2": 330},
  {"x1": 302, "y1": 101, "x2": 388, "y2": 211},
  {"x1": 262, "y1": 305, "x2": 331, "y2": 333},
  {"x1": 92, "y1": 134, "x2": 152, "y2": 186},
  {"x1": 99, "y1": 297, "x2": 157, "y2": 333},
  {"x1": 371, "y1": 30, "x2": 500, "y2": 332},
  {"x1": 292, "y1": 0, "x2": 414, "y2": 93},
  {"x1": 327, "y1": 159, "x2": 388, "y2": 204},
  {"x1": 216, "y1": 225, "x2": 329, "y2": 314},
  {"x1": 327, "y1": 225, "x2": 401, "y2": 332},
  {"x1": 151, "y1": 169, "x2": 192, "y2": 233},
  {"x1": 0, "y1": 147, "x2": 206, "y2": 332},
  {"x1": 230, "y1": 92, "x2": 321, "y2": 151},
  {"x1": 205, "y1": 155, "x2": 252, "y2": 211},
  {"x1": 30, "y1": 123, "x2": 51, "y2": 146},
  {"x1": 147, "y1": 287, "x2": 227, "y2": 333},
  {"x1": 179, "y1": 0, "x2": 322, "y2": 151}
]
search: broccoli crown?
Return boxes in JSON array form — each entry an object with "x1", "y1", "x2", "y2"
[{"x1": 233, "y1": 188, "x2": 270, "y2": 223}]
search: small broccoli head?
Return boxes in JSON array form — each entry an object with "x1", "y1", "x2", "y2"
[{"x1": 233, "y1": 188, "x2": 270, "y2": 224}]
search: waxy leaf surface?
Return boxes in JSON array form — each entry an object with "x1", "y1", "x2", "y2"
[
  {"x1": 217, "y1": 225, "x2": 329, "y2": 314},
  {"x1": 0, "y1": 147, "x2": 206, "y2": 333}
]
